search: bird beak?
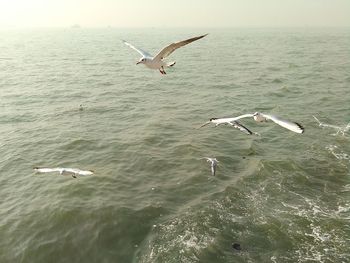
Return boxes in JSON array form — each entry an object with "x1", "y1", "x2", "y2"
[
  {"x1": 198, "y1": 121, "x2": 211, "y2": 129},
  {"x1": 136, "y1": 61, "x2": 140, "y2": 65}
]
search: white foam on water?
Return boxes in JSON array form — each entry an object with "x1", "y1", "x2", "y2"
[{"x1": 139, "y1": 213, "x2": 217, "y2": 263}]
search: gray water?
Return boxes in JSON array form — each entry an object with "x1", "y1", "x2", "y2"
[{"x1": 0, "y1": 28, "x2": 349, "y2": 263}]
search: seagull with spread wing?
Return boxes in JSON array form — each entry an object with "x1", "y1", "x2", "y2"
[
  {"x1": 123, "y1": 34, "x2": 208, "y2": 74},
  {"x1": 199, "y1": 112, "x2": 304, "y2": 134},
  {"x1": 313, "y1": 116, "x2": 349, "y2": 135},
  {"x1": 34, "y1": 167, "x2": 94, "y2": 178},
  {"x1": 198, "y1": 117, "x2": 255, "y2": 135}
]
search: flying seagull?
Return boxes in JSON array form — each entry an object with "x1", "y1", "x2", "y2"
[
  {"x1": 201, "y1": 112, "x2": 304, "y2": 134},
  {"x1": 201, "y1": 157, "x2": 219, "y2": 176},
  {"x1": 236, "y1": 112, "x2": 304, "y2": 134},
  {"x1": 199, "y1": 117, "x2": 255, "y2": 135},
  {"x1": 313, "y1": 116, "x2": 349, "y2": 136},
  {"x1": 34, "y1": 167, "x2": 94, "y2": 178},
  {"x1": 123, "y1": 34, "x2": 208, "y2": 75}
]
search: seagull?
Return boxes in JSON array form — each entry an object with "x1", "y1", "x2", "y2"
[
  {"x1": 232, "y1": 112, "x2": 305, "y2": 134},
  {"x1": 34, "y1": 167, "x2": 94, "y2": 178},
  {"x1": 201, "y1": 157, "x2": 219, "y2": 176},
  {"x1": 201, "y1": 112, "x2": 304, "y2": 134},
  {"x1": 123, "y1": 34, "x2": 208, "y2": 75},
  {"x1": 198, "y1": 117, "x2": 255, "y2": 135},
  {"x1": 313, "y1": 116, "x2": 349, "y2": 136}
]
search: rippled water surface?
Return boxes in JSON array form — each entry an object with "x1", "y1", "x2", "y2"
[{"x1": 0, "y1": 28, "x2": 349, "y2": 262}]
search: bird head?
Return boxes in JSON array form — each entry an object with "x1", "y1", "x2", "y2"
[
  {"x1": 198, "y1": 118, "x2": 217, "y2": 129},
  {"x1": 136, "y1": 58, "x2": 146, "y2": 65},
  {"x1": 253, "y1": 112, "x2": 266, "y2": 122},
  {"x1": 253, "y1": 112, "x2": 261, "y2": 120}
]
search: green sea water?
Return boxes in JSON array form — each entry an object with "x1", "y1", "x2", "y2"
[{"x1": 0, "y1": 28, "x2": 349, "y2": 263}]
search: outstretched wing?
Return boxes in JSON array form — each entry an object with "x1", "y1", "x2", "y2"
[
  {"x1": 211, "y1": 164, "x2": 216, "y2": 176},
  {"x1": 64, "y1": 168, "x2": 94, "y2": 176},
  {"x1": 122, "y1": 40, "x2": 152, "y2": 57},
  {"x1": 77, "y1": 170, "x2": 94, "y2": 176},
  {"x1": 261, "y1": 113, "x2": 304, "y2": 134},
  {"x1": 229, "y1": 121, "x2": 253, "y2": 135},
  {"x1": 34, "y1": 167, "x2": 61, "y2": 173},
  {"x1": 153, "y1": 34, "x2": 208, "y2": 61},
  {"x1": 219, "y1": 114, "x2": 254, "y2": 124},
  {"x1": 313, "y1": 115, "x2": 323, "y2": 126},
  {"x1": 313, "y1": 115, "x2": 342, "y2": 130},
  {"x1": 230, "y1": 113, "x2": 255, "y2": 121}
]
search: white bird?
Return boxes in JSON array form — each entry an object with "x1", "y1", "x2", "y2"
[
  {"x1": 34, "y1": 167, "x2": 94, "y2": 178},
  {"x1": 313, "y1": 116, "x2": 349, "y2": 136},
  {"x1": 123, "y1": 34, "x2": 208, "y2": 75},
  {"x1": 233, "y1": 112, "x2": 304, "y2": 134},
  {"x1": 201, "y1": 112, "x2": 304, "y2": 134},
  {"x1": 201, "y1": 157, "x2": 219, "y2": 176},
  {"x1": 199, "y1": 117, "x2": 255, "y2": 135}
]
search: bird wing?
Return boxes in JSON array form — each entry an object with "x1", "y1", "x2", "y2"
[
  {"x1": 261, "y1": 113, "x2": 304, "y2": 134},
  {"x1": 211, "y1": 164, "x2": 216, "y2": 176},
  {"x1": 122, "y1": 40, "x2": 152, "y2": 57},
  {"x1": 230, "y1": 113, "x2": 255, "y2": 121},
  {"x1": 34, "y1": 167, "x2": 61, "y2": 173},
  {"x1": 78, "y1": 170, "x2": 94, "y2": 176},
  {"x1": 229, "y1": 121, "x2": 253, "y2": 135},
  {"x1": 218, "y1": 114, "x2": 254, "y2": 124},
  {"x1": 153, "y1": 34, "x2": 208, "y2": 61},
  {"x1": 63, "y1": 168, "x2": 94, "y2": 176},
  {"x1": 313, "y1": 115, "x2": 323, "y2": 126},
  {"x1": 313, "y1": 115, "x2": 342, "y2": 130},
  {"x1": 63, "y1": 168, "x2": 79, "y2": 174}
]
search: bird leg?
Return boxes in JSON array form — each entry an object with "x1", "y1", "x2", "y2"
[{"x1": 159, "y1": 67, "x2": 167, "y2": 75}]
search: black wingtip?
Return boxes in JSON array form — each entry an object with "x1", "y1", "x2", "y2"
[
  {"x1": 295, "y1": 122, "x2": 305, "y2": 133},
  {"x1": 234, "y1": 121, "x2": 253, "y2": 135}
]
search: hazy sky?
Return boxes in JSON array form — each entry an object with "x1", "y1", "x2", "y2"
[{"x1": 0, "y1": 0, "x2": 349, "y2": 28}]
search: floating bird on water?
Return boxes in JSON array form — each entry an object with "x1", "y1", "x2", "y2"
[
  {"x1": 199, "y1": 117, "x2": 255, "y2": 135},
  {"x1": 201, "y1": 157, "x2": 219, "y2": 176},
  {"x1": 123, "y1": 34, "x2": 208, "y2": 75},
  {"x1": 313, "y1": 116, "x2": 349, "y2": 136},
  {"x1": 34, "y1": 167, "x2": 94, "y2": 178}
]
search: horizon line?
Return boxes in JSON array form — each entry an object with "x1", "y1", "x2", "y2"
[{"x1": 1, "y1": 25, "x2": 350, "y2": 30}]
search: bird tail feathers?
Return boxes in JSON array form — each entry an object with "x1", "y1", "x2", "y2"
[{"x1": 167, "y1": 61, "x2": 176, "y2": 67}]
